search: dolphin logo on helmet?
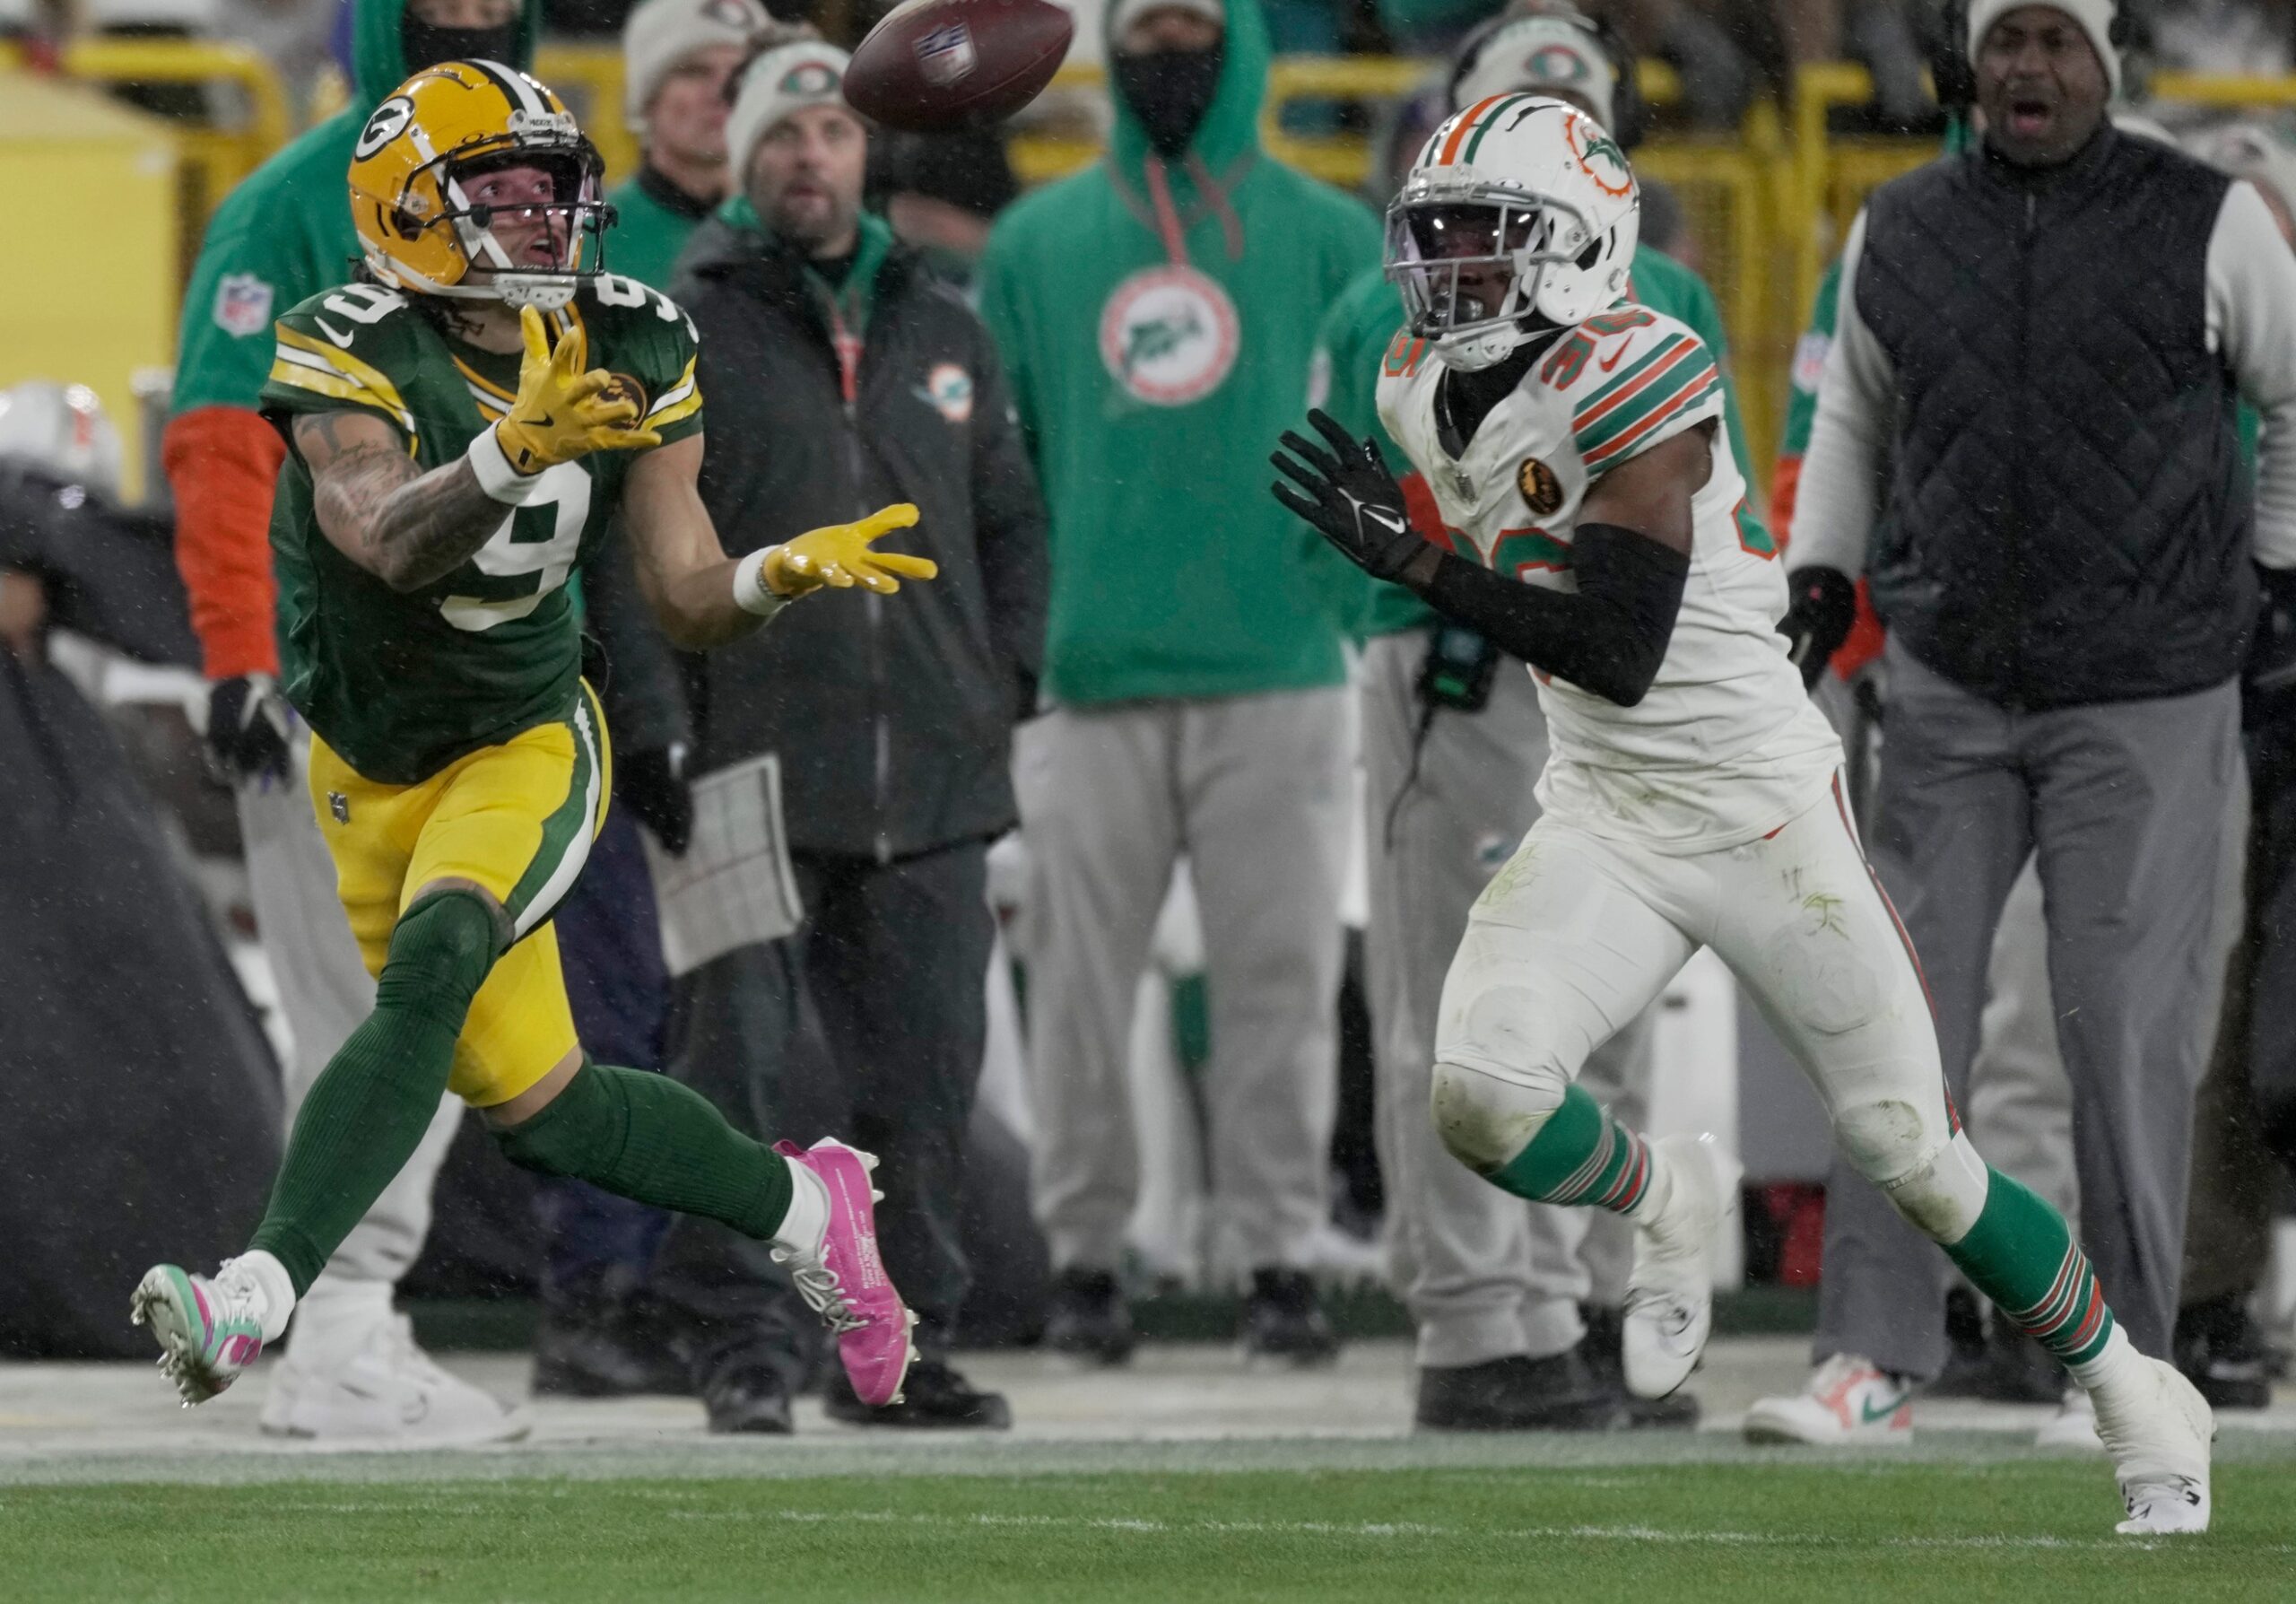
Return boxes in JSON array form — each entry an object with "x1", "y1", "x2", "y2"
[{"x1": 1385, "y1": 96, "x2": 1639, "y2": 372}]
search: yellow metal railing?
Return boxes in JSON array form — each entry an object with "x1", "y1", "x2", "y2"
[
  {"x1": 533, "y1": 43, "x2": 638, "y2": 184},
  {"x1": 1, "y1": 37, "x2": 292, "y2": 239},
  {"x1": 29, "y1": 39, "x2": 2296, "y2": 492}
]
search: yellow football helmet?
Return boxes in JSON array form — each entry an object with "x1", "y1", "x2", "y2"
[{"x1": 348, "y1": 60, "x2": 611, "y2": 310}]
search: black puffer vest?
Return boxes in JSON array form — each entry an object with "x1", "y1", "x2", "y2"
[{"x1": 1856, "y1": 127, "x2": 2252, "y2": 708}]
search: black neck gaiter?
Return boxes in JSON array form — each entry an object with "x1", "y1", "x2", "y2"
[
  {"x1": 1112, "y1": 45, "x2": 1225, "y2": 161},
  {"x1": 400, "y1": 14, "x2": 522, "y2": 74}
]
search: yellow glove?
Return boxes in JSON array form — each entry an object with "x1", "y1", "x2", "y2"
[
  {"x1": 764, "y1": 503, "x2": 939, "y2": 597},
  {"x1": 492, "y1": 305, "x2": 661, "y2": 475}
]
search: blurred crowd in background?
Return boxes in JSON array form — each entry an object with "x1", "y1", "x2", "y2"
[{"x1": 20, "y1": 0, "x2": 2296, "y2": 122}]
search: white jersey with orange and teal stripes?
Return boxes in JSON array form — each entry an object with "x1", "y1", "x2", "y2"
[{"x1": 1377, "y1": 301, "x2": 1842, "y2": 852}]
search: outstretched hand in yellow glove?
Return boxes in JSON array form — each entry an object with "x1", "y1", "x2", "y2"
[
  {"x1": 765, "y1": 503, "x2": 939, "y2": 597},
  {"x1": 493, "y1": 305, "x2": 662, "y2": 475}
]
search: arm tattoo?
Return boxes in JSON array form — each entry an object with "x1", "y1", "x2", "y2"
[{"x1": 298, "y1": 414, "x2": 507, "y2": 592}]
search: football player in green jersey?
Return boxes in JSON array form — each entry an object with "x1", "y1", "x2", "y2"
[{"x1": 132, "y1": 60, "x2": 933, "y2": 1418}]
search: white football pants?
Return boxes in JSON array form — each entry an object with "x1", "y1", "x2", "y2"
[
  {"x1": 1434, "y1": 778, "x2": 1971, "y2": 1241},
  {"x1": 1361, "y1": 632, "x2": 1655, "y2": 1369}
]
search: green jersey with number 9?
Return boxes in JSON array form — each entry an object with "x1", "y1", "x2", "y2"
[{"x1": 259, "y1": 273, "x2": 703, "y2": 783}]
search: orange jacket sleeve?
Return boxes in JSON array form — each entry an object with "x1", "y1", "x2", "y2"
[{"x1": 166, "y1": 405, "x2": 286, "y2": 681}]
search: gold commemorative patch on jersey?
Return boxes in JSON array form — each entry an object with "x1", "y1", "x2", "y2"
[
  {"x1": 597, "y1": 372, "x2": 648, "y2": 417},
  {"x1": 1517, "y1": 456, "x2": 1563, "y2": 516}
]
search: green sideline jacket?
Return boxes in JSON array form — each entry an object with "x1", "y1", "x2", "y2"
[
  {"x1": 170, "y1": 0, "x2": 544, "y2": 418},
  {"x1": 977, "y1": 0, "x2": 1380, "y2": 708}
]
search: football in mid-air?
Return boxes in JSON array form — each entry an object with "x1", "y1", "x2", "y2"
[{"x1": 842, "y1": 0, "x2": 1074, "y2": 132}]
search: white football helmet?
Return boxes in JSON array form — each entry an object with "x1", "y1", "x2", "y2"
[
  {"x1": 1387, "y1": 94, "x2": 1639, "y2": 370},
  {"x1": 0, "y1": 381, "x2": 122, "y2": 504}
]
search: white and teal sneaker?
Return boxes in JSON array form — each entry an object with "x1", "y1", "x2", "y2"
[{"x1": 130, "y1": 1261, "x2": 272, "y2": 1406}]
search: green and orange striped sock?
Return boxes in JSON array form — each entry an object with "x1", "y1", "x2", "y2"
[
  {"x1": 1486, "y1": 1083, "x2": 1657, "y2": 1216},
  {"x1": 1943, "y1": 1168, "x2": 2117, "y2": 1369}
]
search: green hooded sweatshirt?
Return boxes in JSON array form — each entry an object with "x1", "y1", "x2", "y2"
[
  {"x1": 171, "y1": 0, "x2": 543, "y2": 417},
  {"x1": 1312, "y1": 246, "x2": 1765, "y2": 640},
  {"x1": 976, "y1": 0, "x2": 1380, "y2": 707},
  {"x1": 604, "y1": 164, "x2": 718, "y2": 292}
]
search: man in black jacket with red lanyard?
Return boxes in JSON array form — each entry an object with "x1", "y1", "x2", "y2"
[{"x1": 652, "y1": 26, "x2": 1048, "y2": 1434}]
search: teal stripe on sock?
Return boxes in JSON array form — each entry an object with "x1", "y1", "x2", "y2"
[
  {"x1": 1943, "y1": 1167, "x2": 2116, "y2": 1367},
  {"x1": 1487, "y1": 1083, "x2": 1652, "y2": 1216}
]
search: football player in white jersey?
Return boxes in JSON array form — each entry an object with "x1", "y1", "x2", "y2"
[{"x1": 1272, "y1": 94, "x2": 2213, "y2": 1536}]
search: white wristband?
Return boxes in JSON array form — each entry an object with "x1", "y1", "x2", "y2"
[
  {"x1": 733, "y1": 546, "x2": 792, "y2": 618},
  {"x1": 466, "y1": 426, "x2": 545, "y2": 506}
]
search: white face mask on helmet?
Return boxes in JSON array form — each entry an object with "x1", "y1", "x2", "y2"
[{"x1": 1386, "y1": 95, "x2": 1639, "y2": 371}]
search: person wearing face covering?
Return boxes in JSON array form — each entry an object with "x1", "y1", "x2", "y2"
[
  {"x1": 977, "y1": 0, "x2": 1378, "y2": 1365},
  {"x1": 162, "y1": 0, "x2": 597, "y2": 1448}
]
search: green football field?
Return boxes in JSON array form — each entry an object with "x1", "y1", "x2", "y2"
[{"x1": 8, "y1": 1450, "x2": 2295, "y2": 1603}]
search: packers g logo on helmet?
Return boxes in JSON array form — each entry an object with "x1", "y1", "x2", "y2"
[{"x1": 349, "y1": 61, "x2": 613, "y2": 311}]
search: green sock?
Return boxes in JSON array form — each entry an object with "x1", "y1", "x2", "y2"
[
  {"x1": 1943, "y1": 1167, "x2": 2116, "y2": 1367},
  {"x1": 248, "y1": 893, "x2": 499, "y2": 1295},
  {"x1": 1487, "y1": 1083, "x2": 1655, "y2": 1215},
  {"x1": 494, "y1": 1060, "x2": 794, "y2": 1240}
]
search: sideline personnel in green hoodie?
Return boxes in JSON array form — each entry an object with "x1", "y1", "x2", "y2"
[
  {"x1": 163, "y1": 0, "x2": 542, "y2": 1449},
  {"x1": 605, "y1": 0, "x2": 768, "y2": 292},
  {"x1": 977, "y1": 0, "x2": 1377, "y2": 1365}
]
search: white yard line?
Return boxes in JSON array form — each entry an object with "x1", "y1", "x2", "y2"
[{"x1": 645, "y1": 1505, "x2": 2289, "y2": 1555}]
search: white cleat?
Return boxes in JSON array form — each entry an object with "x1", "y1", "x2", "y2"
[
  {"x1": 260, "y1": 1314, "x2": 529, "y2": 1448},
  {"x1": 2093, "y1": 1356, "x2": 2213, "y2": 1536},
  {"x1": 1622, "y1": 1133, "x2": 1741, "y2": 1399},
  {"x1": 130, "y1": 1261, "x2": 270, "y2": 1407},
  {"x1": 2034, "y1": 1386, "x2": 2105, "y2": 1454},
  {"x1": 1743, "y1": 1354, "x2": 1917, "y2": 1445}
]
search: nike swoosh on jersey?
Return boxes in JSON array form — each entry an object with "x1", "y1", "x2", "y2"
[
  {"x1": 1597, "y1": 341, "x2": 1630, "y2": 373},
  {"x1": 313, "y1": 317, "x2": 356, "y2": 349}
]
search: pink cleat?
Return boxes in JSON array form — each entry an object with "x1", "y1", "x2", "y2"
[{"x1": 772, "y1": 1138, "x2": 917, "y2": 1408}]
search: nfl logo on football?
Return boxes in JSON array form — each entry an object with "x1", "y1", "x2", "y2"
[{"x1": 913, "y1": 22, "x2": 978, "y2": 86}]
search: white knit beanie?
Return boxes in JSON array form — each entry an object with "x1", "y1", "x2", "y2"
[
  {"x1": 622, "y1": 0, "x2": 772, "y2": 131},
  {"x1": 1966, "y1": 0, "x2": 2122, "y2": 100},
  {"x1": 1452, "y1": 15, "x2": 1615, "y2": 128},
  {"x1": 724, "y1": 39, "x2": 855, "y2": 182}
]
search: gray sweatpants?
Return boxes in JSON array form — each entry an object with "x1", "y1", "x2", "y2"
[
  {"x1": 1360, "y1": 632, "x2": 1655, "y2": 1368},
  {"x1": 1963, "y1": 859, "x2": 2081, "y2": 1225},
  {"x1": 241, "y1": 731, "x2": 461, "y2": 1291},
  {"x1": 1814, "y1": 641, "x2": 2239, "y2": 1373},
  {"x1": 1013, "y1": 691, "x2": 1349, "y2": 1272}
]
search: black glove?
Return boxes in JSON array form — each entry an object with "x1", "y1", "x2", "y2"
[
  {"x1": 206, "y1": 673, "x2": 292, "y2": 785},
  {"x1": 1270, "y1": 409, "x2": 1426, "y2": 583},
  {"x1": 1778, "y1": 565, "x2": 1858, "y2": 691},
  {"x1": 2247, "y1": 563, "x2": 2296, "y2": 702},
  {"x1": 619, "y1": 743, "x2": 693, "y2": 857}
]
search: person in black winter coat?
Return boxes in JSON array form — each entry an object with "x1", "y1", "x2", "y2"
[{"x1": 647, "y1": 30, "x2": 1048, "y2": 1434}]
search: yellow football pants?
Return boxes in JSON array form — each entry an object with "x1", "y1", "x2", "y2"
[{"x1": 307, "y1": 683, "x2": 613, "y2": 1108}]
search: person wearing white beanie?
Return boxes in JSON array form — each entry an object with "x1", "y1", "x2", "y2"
[
  {"x1": 604, "y1": 0, "x2": 771, "y2": 289},
  {"x1": 720, "y1": 30, "x2": 856, "y2": 205},
  {"x1": 647, "y1": 18, "x2": 1048, "y2": 1439},
  {"x1": 1751, "y1": 0, "x2": 2296, "y2": 1493},
  {"x1": 1963, "y1": 0, "x2": 2123, "y2": 163}
]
